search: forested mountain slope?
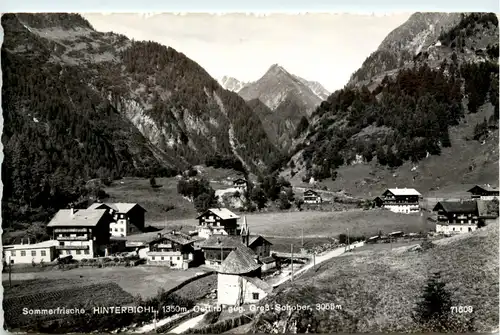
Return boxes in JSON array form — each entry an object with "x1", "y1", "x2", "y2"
[
  {"x1": 284, "y1": 12, "x2": 499, "y2": 195},
  {"x1": 1, "y1": 13, "x2": 280, "y2": 225}
]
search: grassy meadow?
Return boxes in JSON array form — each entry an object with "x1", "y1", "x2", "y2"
[{"x1": 251, "y1": 221, "x2": 499, "y2": 332}]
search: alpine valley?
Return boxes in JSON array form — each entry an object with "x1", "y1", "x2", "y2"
[{"x1": 1, "y1": 12, "x2": 499, "y2": 226}]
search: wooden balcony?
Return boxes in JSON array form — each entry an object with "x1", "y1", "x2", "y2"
[
  {"x1": 57, "y1": 236, "x2": 89, "y2": 241},
  {"x1": 54, "y1": 228, "x2": 88, "y2": 233},
  {"x1": 56, "y1": 245, "x2": 89, "y2": 250}
]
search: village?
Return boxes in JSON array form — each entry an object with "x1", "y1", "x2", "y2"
[{"x1": 2, "y1": 177, "x2": 499, "y2": 333}]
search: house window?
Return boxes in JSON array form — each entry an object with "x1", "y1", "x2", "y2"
[
  {"x1": 41, "y1": 250, "x2": 46, "y2": 256},
  {"x1": 177, "y1": 257, "x2": 180, "y2": 260},
  {"x1": 66, "y1": 250, "x2": 71, "y2": 255},
  {"x1": 252, "y1": 293, "x2": 259, "y2": 300},
  {"x1": 152, "y1": 256, "x2": 155, "y2": 260},
  {"x1": 161, "y1": 257, "x2": 164, "y2": 260},
  {"x1": 21, "y1": 251, "x2": 26, "y2": 256},
  {"x1": 84, "y1": 250, "x2": 90, "y2": 255},
  {"x1": 120, "y1": 228, "x2": 124, "y2": 232},
  {"x1": 110, "y1": 228, "x2": 112, "y2": 231},
  {"x1": 11, "y1": 250, "x2": 16, "y2": 256},
  {"x1": 76, "y1": 250, "x2": 82, "y2": 255},
  {"x1": 31, "y1": 251, "x2": 36, "y2": 256}
]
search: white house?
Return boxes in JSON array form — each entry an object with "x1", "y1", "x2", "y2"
[
  {"x1": 88, "y1": 202, "x2": 146, "y2": 237},
  {"x1": 374, "y1": 188, "x2": 421, "y2": 214},
  {"x1": 303, "y1": 190, "x2": 322, "y2": 204},
  {"x1": 217, "y1": 246, "x2": 273, "y2": 307},
  {"x1": 196, "y1": 208, "x2": 240, "y2": 239},
  {"x1": 3, "y1": 240, "x2": 59, "y2": 265},
  {"x1": 433, "y1": 200, "x2": 480, "y2": 235}
]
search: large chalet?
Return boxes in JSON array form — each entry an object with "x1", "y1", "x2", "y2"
[
  {"x1": 233, "y1": 178, "x2": 248, "y2": 191},
  {"x1": 196, "y1": 208, "x2": 240, "y2": 239},
  {"x1": 374, "y1": 188, "x2": 421, "y2": 214},
  {"x1": 88, "y1": 202, "x2": 146, "y2": 237},
  {"x1": 146, "y1": 231, "x2": 201, "y2": 269},
  {"x1": 433, "y1": 200, "x2": 480, "y2": 235},
  {"x1": 47, "y1": 208, "x2": 114, "y2": 259},
  {"x1": 303, "y1": 190, "x2": 322, "y2": 204},
  {"x1": 467, "y1": 185, "x2": 499, "y2": 201}
]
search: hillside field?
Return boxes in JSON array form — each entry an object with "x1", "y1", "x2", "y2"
[
  {"x1": 251, "y1": 221, "x2": 499, "y2": 332},
  {"x1": 283, "y1": 103, "x2": 499, "y2": 198},
  {"x1": 103, "y1": 167, "x2": 246, "y2": 222}
]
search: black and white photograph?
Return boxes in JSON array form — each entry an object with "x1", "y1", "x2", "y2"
[{"x1": 1, "y1": 9, "x2": 499, "y2": 334}]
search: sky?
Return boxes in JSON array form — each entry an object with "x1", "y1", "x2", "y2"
[{"x1": 83, "y1": 13, "x2": 412, "y2": 92}]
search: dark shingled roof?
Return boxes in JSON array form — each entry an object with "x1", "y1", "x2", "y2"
[
  {"x1": 218, "y1": 245, "x2": 261, "y2": 275},
  {"x1": 467, "y1": 185, "x2": 499, "y2": 193},
  {"x1": 433, "y1": 201, "x2": 478, "y2": 214},
  {"x1": 47, "y1": 209, "x2": 108, "y2": 227},
  {"x1": 198, "y1": 234, "x2": 271, "y2": 249}
]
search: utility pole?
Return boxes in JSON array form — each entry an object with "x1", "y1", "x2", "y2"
[
  {"x1": 8, "y1": 257, "x2": 12, "y2": 288},
  {"x1": 390, "y1": 235, "x2": 393, "y2": 251},
  {"x1": 153, "y1": 310, "x2": 157, "y2": 332},
  {"x1": 301, "y1": 228, "x2": 304, "y2": 248},
  {"x1": 291, "y1": 244, "x2": 294, "y2": 282}
]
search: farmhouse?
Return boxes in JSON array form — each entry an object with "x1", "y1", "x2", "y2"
[
  {"x1": 3, "y1": 239, "x2": 59, "y2": 265},
  {"x1": 433, "y1": 200, "x2": 480, "y2": 235},
  {"x1": 47, "y1": 208, "x2": 114, "y2": 259},
  {"x1": 88, "y1": 202, "x2": 146, "y2": 237},
  {"x1": 146, "y1": 231, "x2": 200, "y2": 269},
  {"x1": 217, "y1": 246, "x2": 273, "y2": 307},
  {"x1": 467, "y1": 185, "x2": 499, "y2": 200},
  {"x1": 233, "y1": 178, "x2": 248, "y2": 191},
  {"x1": 374, "y1": 188, "x2": 421, "y2": 214},
  {"x1": 303, "y1": 190, "x2": 322, "y2": 204},
  {"x1": 196, "y1": 208, "x2": 240, "y2": 239}
]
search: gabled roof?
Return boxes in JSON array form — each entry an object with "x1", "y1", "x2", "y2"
[
  {"x1": 432, "y1": 201, "x2": 478, "y2": 214},
  {"x1": 198, "y1": 235, "x2": 244, "y2": 249},
  {"x1": 467, "y1": 185, "x2": 500, "y2": 193},
  {"x1": 88, "y1": 202, "x2": 146, "y2": 213},
  {"x1": 47, "y1": 209, "x2": 108, "y2": 227},
  {"x1": 242, "y1": 276, "x2": 273, "y2": 293},
  {"x1": 304, "y1": 190, "x2": 319, "y2": 195},
  {"x1": 248, "y1": 235, "x2": 273, "y2": 247},
  {"x1": 384, "y1": 188, "x2": 421, "y2": 196},
  {"x1": 218, "y1": 246, "x2": 261, "y2": 275},
  {"x1": 152, "y1": 233, "x2": 194, "y2": 246},
  {"x1": 233, "y1": 178, "x2": 247, "y2": 184},
  {"x1": 196, "y1": 208, "x2": 240, "y2": 220}
]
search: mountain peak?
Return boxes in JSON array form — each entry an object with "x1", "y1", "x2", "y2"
[{"x1": 265, "y1": 63, "x2": 290, "y2": 76}]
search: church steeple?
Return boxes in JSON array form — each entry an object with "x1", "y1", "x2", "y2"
[{"x1": 241, "y1": 216, "x2": 249, "y2": 246}]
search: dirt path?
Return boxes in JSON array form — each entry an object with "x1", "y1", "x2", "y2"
[
  {"x1": 271, "y1": 241, "x2": 364, "y2": 287},
  {"x1": 169, "y1": 312, "x2": 207, "y2": 333}
]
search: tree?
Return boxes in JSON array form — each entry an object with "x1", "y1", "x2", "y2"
[
  {"x1": 194, "y1": 192, "x2": 218, "y2": 213},
  {"x1": 250, "y1": 186, "x2": 267, "y2": 210},
  {"x1": 278, "y1": 192, "x2": 292, "y2": 210},
  {"x1": 413, "y1": 271, "x2": 453, "y2": 332}
]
